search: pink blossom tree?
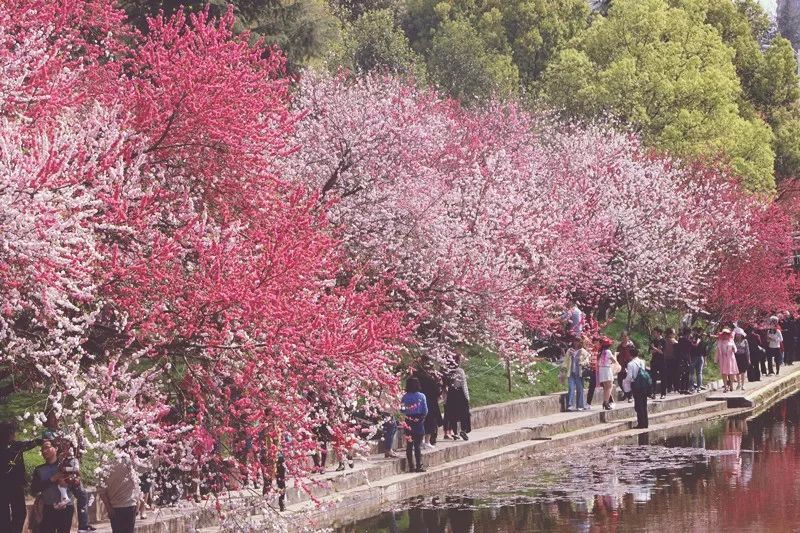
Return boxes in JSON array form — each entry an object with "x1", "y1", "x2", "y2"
[
  {"x1": 0, "y1": 2, "x2": 407, "y2": 514},
  {"x1": 708, "y1": 201, "x2": 799, "y2": 322},
  {"x1": 539, "y1": 126, "x2": 752, "y2": 324},
  {"x1": 285, "y1": 73, "x2": 613, "y2": 366}
]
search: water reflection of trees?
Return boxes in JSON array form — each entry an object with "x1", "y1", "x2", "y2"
[{"x1": 338, "y1": 395, "x2": 800, "y2": 532}]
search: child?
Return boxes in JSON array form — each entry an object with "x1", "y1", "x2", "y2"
[{"x1": 54, "y1": 437, "x2": 81, "y2": 509}]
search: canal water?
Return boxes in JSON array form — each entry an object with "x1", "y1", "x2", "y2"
[{"x1": 336, "y1": 393, "x2": 800, "y2": 532}]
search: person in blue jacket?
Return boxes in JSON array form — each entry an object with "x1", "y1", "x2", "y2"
[{"x1": 401, "y1": 377, "x2": 428, "y2": 473}]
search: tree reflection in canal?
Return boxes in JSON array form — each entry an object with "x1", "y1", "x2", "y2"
[{"x1": 336, "y1": 393, "x2": 800, "y2": 532}]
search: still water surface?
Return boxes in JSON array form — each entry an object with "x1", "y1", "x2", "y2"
[{"x1": 337, "y1": 394, "x2": 800, "y2": 532}]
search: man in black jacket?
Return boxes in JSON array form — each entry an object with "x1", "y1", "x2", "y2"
[{"x1": 1, "y1": 419, "x2": 43, "y2": 533}]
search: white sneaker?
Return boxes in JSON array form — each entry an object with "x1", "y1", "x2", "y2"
[
  {"x1": 421, "y1": 442, "x2": 434, "y2": 450},
  {"x1": 584, "y1": 405, "x2": 593, "y2": 410},
  {"x1": 567, "y1": 406, "x2": 576, "y2": 412}
]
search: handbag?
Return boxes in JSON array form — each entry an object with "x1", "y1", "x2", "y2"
[{"x1": 610, "y1": 353, "x2": 622, "y2": 375}]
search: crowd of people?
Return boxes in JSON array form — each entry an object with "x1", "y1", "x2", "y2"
[
  {"x1": 0, "y1": 415, "x2": 147, "y2": 533},
  {"x1": 559, "y1": 307, "x2": 799, "y2": 431},
  {"x1": 4, "y1": 307, "x2": 799, "y2": 532}
]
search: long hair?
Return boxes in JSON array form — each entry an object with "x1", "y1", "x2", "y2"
[{"x1": 405, "y1": 377, "x2": 421, "y2": 393}]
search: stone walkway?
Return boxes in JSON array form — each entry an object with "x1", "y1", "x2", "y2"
[{"x1": 78, "y1": 364, "x2": 800, "y2": 532}]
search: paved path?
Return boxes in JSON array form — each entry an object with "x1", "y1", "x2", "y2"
[{"x1": 81, "y1": 363, "x2": 800, "y2": 532}]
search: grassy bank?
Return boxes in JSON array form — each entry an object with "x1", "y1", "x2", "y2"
[
  {"x1": 463, "y1": 347, "x2": 563, "y2": 407},
  {"x1": 465, "y1": 309, "x2": 722, "y2": 407}
]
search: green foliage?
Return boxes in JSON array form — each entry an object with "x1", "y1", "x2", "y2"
[
  {"x1": 120, "y1": 0, "x2": 342, "y2": 70},
  {"x1": 540, "y1": 0, "x2": 777, "y2": 192},
  {"x1": 428, "y1": 18, "x2": 520, "y2": 102},
  {"x1": 402, "y1": 0, "x2": 587, "y2": 98},
  {"x1": 498, "y1": 0, "x2": 590, "y2": 83},
  {"x1": 774, "y1": 114, "x2": 800, "y2": 179},
  {"x1": 333, "y1": 9, "x2": 426, "y2": 79},
  {"x1": 462, "y1": 347, "x2": 562, "y2": 407},
  {"x1": 751, "y1": 38, "x2": 800, "y2": 112},
  {"x1": 232, "y1": 0, "x2": 342, "y2": 69},
  {"x1": 329, "y1": 0, "x2": 401, "y2": 20}
]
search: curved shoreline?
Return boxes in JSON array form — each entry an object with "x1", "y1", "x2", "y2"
[
  {"x1": 288, "y1": 366, "x2": 800, "y2": 532},
  {"x1": 63, "y1": 366, "x2": 800, "y2": 532}
]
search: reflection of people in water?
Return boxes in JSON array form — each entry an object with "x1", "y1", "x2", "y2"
[
  {"x1": 719, "y1": 419, "x2": 744, "y2": 485},
  {"x1": 445, "y1": 497, "x2": 475, "y2": 533}
]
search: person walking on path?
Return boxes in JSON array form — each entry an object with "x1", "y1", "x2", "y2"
[
  {"x1": 413, "y1": 362, "x2": 443, "y2": 448},
  {"x1": 41, "y1": 412, "x2": 93, "y2": 533},
  {"x1": 690, "y1": 326, "x2": 708, "y2": 392},
  {"x1": 562, "y1": 301, "x2": 584, "y2": 337},
  {"x1": 676, "y1": 328, "x2": 694, "y2": 394},
  {"x1": 780, "y1": 313, "x2": 796, "y2": 366},
  {"x1": 97, "y1": 451, "x2": 141, "y2": 533},
  {"x1": 616, "y1": 332, "x2": 636, "y2": 402},
  {"x1": 716, "y1": 329, "x2": 740, "y2": 392},
  {"x1": 766, "y1": 316, "x2": 784, "y2": 376},
  {"x1": 746, "y1": 325, "x2": 765, "y2": 381},
  {"x1": 597, "y1": 337, "x2": 616, "y2": 411},
  {"x1": 1, "y1": 420, "x2": 42, "y2": 533},
  {"x1": 401, "y1": 377, "x2": 428, "y2": 473},
  {"x1": 562, "y1": 336, "x2": 590, "y2": 411},
  {"x1": 31, "y1": 440, "x2": 73, "y2": 533},
  {"x1": 649, "y1": 328, "x2": 665, "y2": 400},
  {"x1": 583, "y1": 343, "x2": 598, "y2": 409},
  {"x1": 660, "y1": 328, "x2": 678, "y2": 398},
  {"x1": 443, "y1": 354, "x2": 471, "y2": 441},
  {"x1": 734, "y1": 329, "x2": 751, "y2": 391},
  {"x1": 623, "y1": 346, "x2": 650, "y2": 429}
]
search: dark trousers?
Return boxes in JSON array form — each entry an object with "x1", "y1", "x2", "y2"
[
  {"x1": 633, "y1": 390, "x2": 649, "y2": 428},
  {"x1": 428, "y1": 426, "x2": 438, "y2": 445},
  {"x1": 110, "y1": 505, "x2": 137, "y2": 533},
  {"x1": 312, "y1": 442, "x2": 328, "y2": 469},
  {"x1": 660, "y1": 362, "x2": 677, "y2": 396},
  {"x1": 41, "y1": 505, "x2": 74, "y2": 533},
  {"x1": 406, "y1": 433, "x2": 423, "y2": 470},
  {"x1": 383, "y1": 420, "x2": 397, "y2": 452},
  {"x1": 678, "y1": 362, "x2": 691, "y2": 392},
  {"x1": 767, "y1": 348, "x2": 781, "y2": 375},
  {"x1": 276, "y1": 462, "x2": 286, "y2": 512},
  {"x1": 649, "y1": 362, "x2": 662, "y2": 398},
  {"x1": 70, "y1": 483, "x2": 90, "y2": 529},
  {"x1": 0, "y1": 485, "x2": 27, "y2": 533},
  {"x1": 585, "y1": 372, "x2": 596, "y2": 404}
]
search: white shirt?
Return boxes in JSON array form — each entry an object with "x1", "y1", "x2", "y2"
[
  {"x1": 98, "y1": 457, "x2": 141, "y2": 509},
  {"x1": 623, "y1": 357, "x2": 646, "y2": 393},
  {"x1": 767, "y1": 328, "x2": 783, "y2": 349}
]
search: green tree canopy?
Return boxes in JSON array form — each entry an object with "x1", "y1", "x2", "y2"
[
  {"x1": 121, "y1": 0, "x2": 342, "y2": 70},
  {"x1": 540, "y1": 0, "x2": 776, "y2": 191},
  {"x1": 332, "y1": 9, "x2": 426, "y2": 79},
  {"x1": 428, "y1": 18, "x2": 520, "y2": 102},
  {"x1": 403, "y1": 0, "x2": 588, "y2": 90}
]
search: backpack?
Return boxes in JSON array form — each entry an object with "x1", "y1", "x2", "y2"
[{"x1": 632, "y1": 365, "x2": 652, "y2": 393}]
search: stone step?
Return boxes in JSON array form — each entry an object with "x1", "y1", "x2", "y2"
[
  {"x1": 285, "y1": 403, "x2": 741, "y2": 531},
  {"x1": 367, "y1": 391, "x2": 565, "y2": 454},
  {"x1": 93, "y1": 390, "x2": 727, "y2": 533},
  {"x1": 599, "y1": 391, "x2": 715, "y2": 424}
]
